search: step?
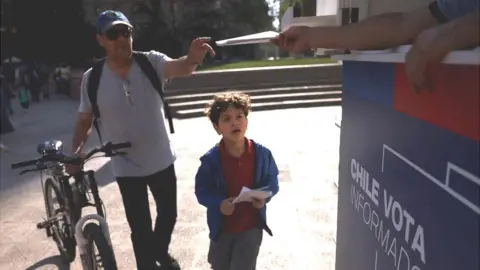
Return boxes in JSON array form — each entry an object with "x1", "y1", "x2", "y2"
[
  {"x1": 165, "y1": 84, "x2": 343, "y2": 104},
  {"x1": 166, "y1": 64, "x2": 342, "y2": 91},
  {"x1": 165, "y1": 79, "x2": 343, "y2": 95},
  {"x1": 168, "y1": 91, "x2": 342, "y2": 111},
  {"x1": 172, "y1": 98, "x2": 342, "y2": 119}
]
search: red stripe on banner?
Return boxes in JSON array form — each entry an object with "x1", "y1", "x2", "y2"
[{"x1": 393, "y1": 63, "x2": 479, "y2": 142}]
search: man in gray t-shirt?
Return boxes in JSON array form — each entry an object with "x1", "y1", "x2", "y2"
[
  {"x1": 68, "y1": 10, "x2": 215, "y2": 270},
  {"x1": 274, "y1": 0, "x2": 479, "y2": 92}
]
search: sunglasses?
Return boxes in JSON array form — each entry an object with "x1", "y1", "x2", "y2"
[{"x1": 104, "y1": 26, "x2": 132, "y2": 40}]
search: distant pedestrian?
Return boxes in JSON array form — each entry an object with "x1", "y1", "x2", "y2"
[
  {"x1": 0, "y1": 67, "x2": 13, "y2": 114},
  {"x1": 17, "y1": 86, "x2": 31, "y2": 112},
  {"x1": 195, "y1": 92, "x2": 280, "y2": 270},
  {"x1": 0, "y1": 71, "x2": 15, "y2": 134}
]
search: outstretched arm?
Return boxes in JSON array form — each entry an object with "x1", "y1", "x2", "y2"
[
  {"x1": 164, "y1": 37, "x2": 216, "y2": 78},
  {"x1": 309, "y1": 8, "x2": 439, "y2": 50}
]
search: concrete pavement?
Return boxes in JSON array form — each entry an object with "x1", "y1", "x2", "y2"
[{"x1": 0, "y1": 95, "x2": 341, "y2": 270}]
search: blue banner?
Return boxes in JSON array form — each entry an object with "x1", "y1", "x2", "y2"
[{"x1": 336, "y1": 92, "x2": 480, "y2": 270}]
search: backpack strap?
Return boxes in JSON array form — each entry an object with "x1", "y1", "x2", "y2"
[
  {"x1": 132, "y1": 51, "x2": 175, "y2": 134},
  {"x1": 87, "y1": 58, "x2": 106, "y2": 145}
]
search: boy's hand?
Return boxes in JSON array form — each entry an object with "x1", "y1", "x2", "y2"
[
  {"x1": 252, "y1": 198, "x2": 265, "y2": 209},
  {"x1": 220, "y1": 197, "x2": 235, "y2": 216}
]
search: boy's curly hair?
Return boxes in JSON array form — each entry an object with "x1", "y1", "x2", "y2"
[{"x1": 205, "y1": 92, "x2": 252, "y2": 125}]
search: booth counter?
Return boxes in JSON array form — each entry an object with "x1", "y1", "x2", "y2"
[{"x1": 332, "y1": 46, "x2": 479, "y2": 270}]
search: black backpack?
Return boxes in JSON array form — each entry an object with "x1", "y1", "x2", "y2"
[{"x1": 87, "y1": 51, "x2": 174, "y2": 145}]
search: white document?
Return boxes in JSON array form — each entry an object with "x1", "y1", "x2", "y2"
[
  {"x1": 232, "y1": 186, "x2": 273, "y2": 204},
  {"x1": 216, "y1": 31, "x2": 279, "y2": 47}
]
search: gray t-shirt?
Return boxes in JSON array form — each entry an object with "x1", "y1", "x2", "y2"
[
  {"x1": 79, "y1": 50, "x2": 175, "y2": 178},
  {"x1": 436, "y1": 0, "x2": 479, "y2": 20}
]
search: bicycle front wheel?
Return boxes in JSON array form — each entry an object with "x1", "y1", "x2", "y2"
[{"x1": 83, "y1": 223, "x2": 118, "y2": 270}]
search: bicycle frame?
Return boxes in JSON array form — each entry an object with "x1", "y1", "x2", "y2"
[
  {"x1": 85, "y1": 170, "x2": 105, "y2": 218},
  {"x1": 39, "y1": 163, "x2": 106, "y2": 239},
  {"x1": 39, "y1": 163, "x2": 75, "y2": 238}
]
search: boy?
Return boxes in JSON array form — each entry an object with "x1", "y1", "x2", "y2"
[{"x1": 195, "y1": 92, "x2": 280, "y2": 270}]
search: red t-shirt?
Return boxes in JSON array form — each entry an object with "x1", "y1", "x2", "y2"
[{"x1": 219, "y1": 139, "x2": 259, "y2": 234}]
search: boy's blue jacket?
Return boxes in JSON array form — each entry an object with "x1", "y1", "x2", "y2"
[{"x1": 195, "y1": 140, "x2": 280, "y2": 241}]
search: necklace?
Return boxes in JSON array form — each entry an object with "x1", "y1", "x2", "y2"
[
  {"x1": 107, "y1": 65, "x2": 134, "y2": 106},
  {"x1": 122, "y1": 80, "x2": 134, "y2": 106}
]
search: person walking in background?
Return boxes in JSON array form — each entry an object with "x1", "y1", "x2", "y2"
[
  {"x1": 54, "y1": 63, "x2": 71, "y2": 96},
  {"x1": 36, "y1": 63, "x2": 51, "y2": 99},
  {"x1": 26, "y1": 64, "x2": 40, "y2": 103},
  {"x1": 17, "y1": 84, "x2": 31, "y2": 112},
  {"x1": 0, "y1": 66, "x2": 13, "y2": 115},
  {"x1": 17, "y1": 73, "x2": 31, "y2": 112},
  {"x1": 0, "y1": 69, "x2": 15, "y2": 135}
]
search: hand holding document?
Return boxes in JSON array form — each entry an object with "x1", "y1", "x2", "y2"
[
  {"x1": 232, "y1": 186, "x2": 272, "y2": 204},
  {"x1": 215, "y1": 31, "x2": 279, "y2": 47}
]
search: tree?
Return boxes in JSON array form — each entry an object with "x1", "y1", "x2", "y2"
[
  {"x1": 228, "y1": 0, "x2": 273, "y2": 33},
  {"x1": 5, "y1": 0, "x2": 95, "y2": 66},
  {"x1": 131, "y1": 0, "x2": 182, "y2": 57},
  {"x1": 175, "y1": 0, "x2": 273, "y2": 60}
]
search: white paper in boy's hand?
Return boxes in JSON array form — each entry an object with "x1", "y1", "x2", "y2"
[
  {"x1": 232, "y1": 186, "x2": 272, "y2": 204},
  {"x1": 216, "y1": 31, "x2": 279, "y2": 47}
]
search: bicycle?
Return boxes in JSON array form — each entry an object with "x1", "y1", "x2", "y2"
[{"x1": 11, "y1": 140, "x2": 131, "y2": 269}]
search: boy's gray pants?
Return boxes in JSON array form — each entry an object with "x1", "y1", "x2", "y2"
[{"x1": 208, "y1": 228, "x2": 263, "y2": 270}]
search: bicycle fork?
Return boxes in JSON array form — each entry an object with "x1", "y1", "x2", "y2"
[{"x1": 75, "y1": 214, "x2": 113, "y2": 270}]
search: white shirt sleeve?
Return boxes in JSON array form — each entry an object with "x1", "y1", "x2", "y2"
[
  {"x1": 78, "y1": 69, "x2": 92, "y2": 113},
  {"x1": 146, "y1": 50, "x2": 173, "y2": 82}
]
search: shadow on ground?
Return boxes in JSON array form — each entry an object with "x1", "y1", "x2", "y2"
[{"x1": 25, "y1": 255, "x2": 71, "y2": 270}]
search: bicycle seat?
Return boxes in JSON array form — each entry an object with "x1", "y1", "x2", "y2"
[{"x1": 37, "y1": 140, "x2": 63, "y2": 155}]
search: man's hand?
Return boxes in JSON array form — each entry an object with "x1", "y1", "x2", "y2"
[
  {"x1": 65, "y1": 152, "x2": 85, "y2": 175},
  {"x1": 406, "y1": 11, "x2": 479, "y2": 93},
  {"x1": 271, "y1": 26, "x2": 313, "y2": 53},
  {"x1": 186, "y1": 37, "x2": 216, "y2": 65},
  {"x1": 252, "y1": 198, "x2": 265, "y2": 209},
  {"x1": 220, "y1": 197, "x2": 235, "y2": 216},
  {"x1": 405, "y1": 28, "x2": 444, "y2": 93}
]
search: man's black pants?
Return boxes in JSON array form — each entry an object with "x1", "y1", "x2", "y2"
[{"x1": 116, "y1": 164, "x2": 177, "y2": 270}]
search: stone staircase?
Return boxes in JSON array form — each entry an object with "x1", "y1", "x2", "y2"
[
  {"x1": 69, "y1": 63, "x2": 343, "y2": 119},
  {"x1": 164, "y1": 81, "x2": 342, "y2": 119}
]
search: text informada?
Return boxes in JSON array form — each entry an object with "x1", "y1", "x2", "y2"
[{"x1": 350, "y1": 158, "x2": 426, "y2": 270}]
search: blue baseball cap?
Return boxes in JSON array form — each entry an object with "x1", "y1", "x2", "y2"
[{"x1": 96, "y1": 10, "x2": 133, "y2": 34}]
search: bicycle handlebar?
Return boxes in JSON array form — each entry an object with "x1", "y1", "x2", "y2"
[
  {"x1": 11, "y1": 159, "x2": 38, "y2": 169},
  {"x1": 10, "y1": 142, "x2": 132, "y2": 170},
  {"x1": 82, "y1": 142, "x2": 131, "y2": 160}
]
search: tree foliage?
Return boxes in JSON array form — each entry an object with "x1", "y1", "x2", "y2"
[
  {"x1": 2, "y1": 0, "x2": 96, "y2": 66},
  {"x1": 2, "y1": 0, "x2": 274, "y2": 65}
]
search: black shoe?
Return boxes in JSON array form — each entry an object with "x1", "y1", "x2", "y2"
[{"x1": 158, "y1": 254, "x2": 181, "y2": 270}]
